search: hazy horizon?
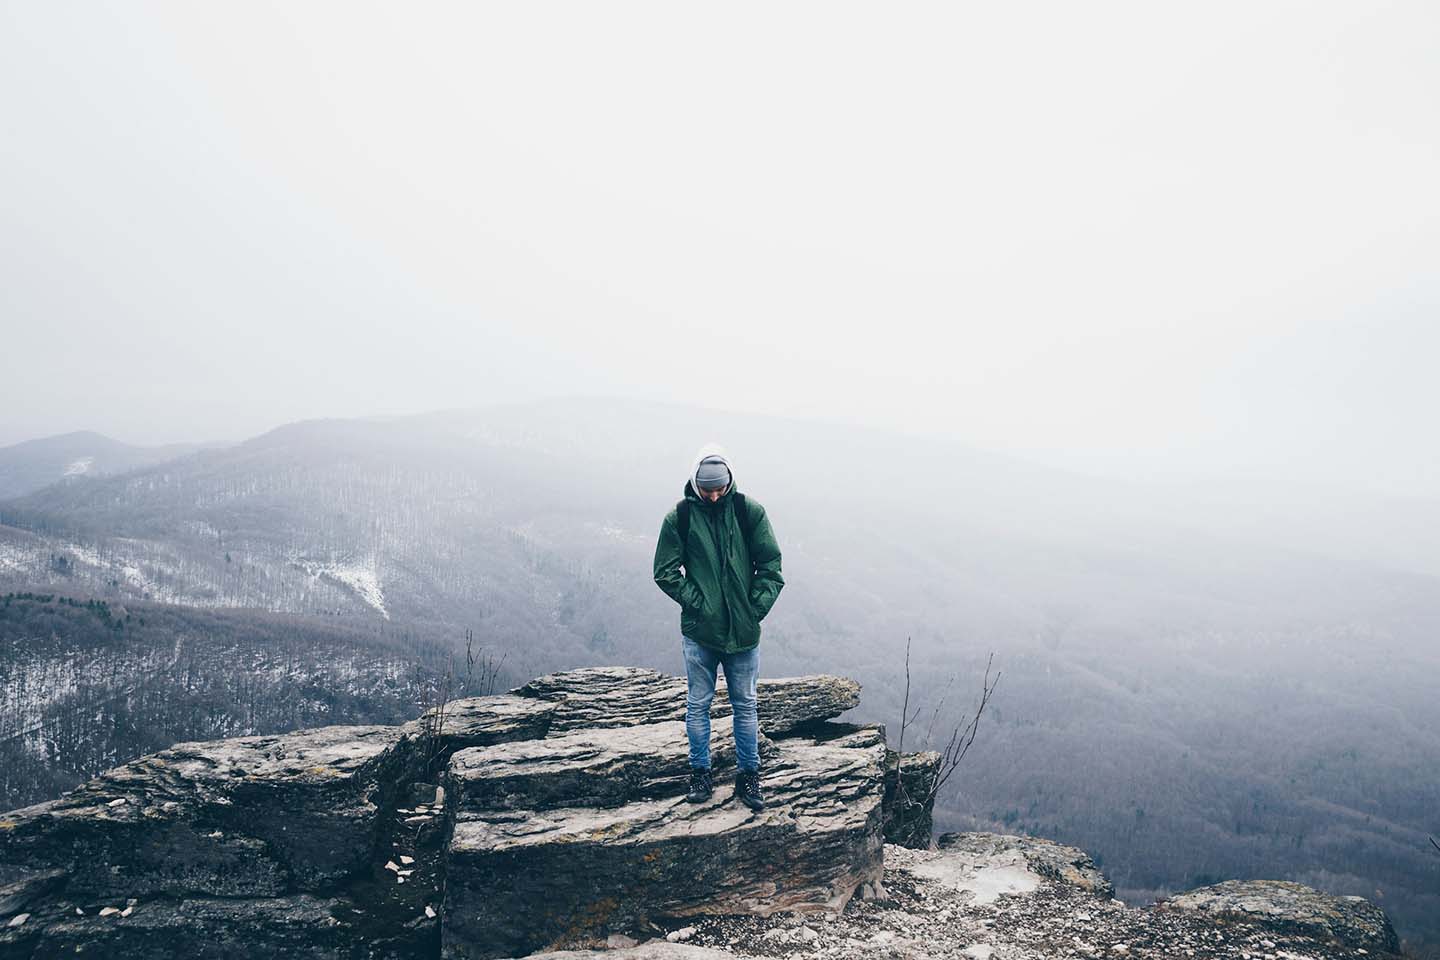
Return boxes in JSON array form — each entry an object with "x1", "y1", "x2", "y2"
[{"x1": 3, "y1": 1, "x2": 1437, "y2": 499}]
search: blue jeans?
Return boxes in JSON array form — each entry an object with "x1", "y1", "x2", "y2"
[{"x1": 681, "y1": 635, "x2": 760, "y2": 772}]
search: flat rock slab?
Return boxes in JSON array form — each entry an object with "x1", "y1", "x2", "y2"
[
  {"x1": 0, "y1": 893, "x2": 434, "y2": 959},
  {"x1": 895, "y1": 832, "x2": 1115, "y2": 907},
  {"x1": 933, "y1": 832, "x2": 1116, "y2": 900},
  {"x1": 442, "y1": 732, "x2": 887, "y2": 959},
  {"x1": 402, "y1": 694, "x2": 556, "y2": 765},
  {"x1": 510, "y1": 666, "x2": 861, "y2": 736},
  {"x1": 447, "y1": 721, "x2": 746, "y2": 811},
  {"x1": 503, "y1": 945, "x2": 736, "y2": 960},
  {"x1": 0, "y1": 725, "x2": 404, "y2": 899},
  {"x1": 1162, "y1": 879, "x2": 1400, "y2": 954}
]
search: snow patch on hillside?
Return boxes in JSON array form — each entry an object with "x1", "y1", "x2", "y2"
[
  {"x1": 291, "y1": 557, "x2": 389, "y2": 619},
  {"x1": 63, "y1": 457, "x2": 94, "y2": 477},
  {"x1": 0, "y1": 541, "x2": 27, "y2": 575},
  {"x1": 324, "y1": 564, "x2": 388, "y2": 619}
]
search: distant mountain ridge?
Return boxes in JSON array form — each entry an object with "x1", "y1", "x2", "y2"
[{"x1": 0, "y1": 431, "x2": 208, "y2": 500}]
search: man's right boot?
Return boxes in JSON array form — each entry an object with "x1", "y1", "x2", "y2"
[{"x1": 685, "y1": 765, "x2": 713, "y2": 803}]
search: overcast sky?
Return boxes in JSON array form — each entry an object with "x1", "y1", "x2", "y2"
[{"x1": 2, "y1": 2, "x2": 1436, "y2": 496}]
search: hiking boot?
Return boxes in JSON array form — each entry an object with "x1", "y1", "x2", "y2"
[
  {"x1": 685, "y1": 766, "x2": 713, "y2": 803},
  {"x1": 734, "y1": 767, "x2": 765, "y2": 812}
]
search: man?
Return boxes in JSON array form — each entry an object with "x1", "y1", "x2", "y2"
[{"x1": 652, "y1": 443, "x2": 784, "y2": 812}]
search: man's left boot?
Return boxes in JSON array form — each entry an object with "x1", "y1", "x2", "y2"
[{"x1": 734, "y1": 767, "x2": 765, "y2": 812}]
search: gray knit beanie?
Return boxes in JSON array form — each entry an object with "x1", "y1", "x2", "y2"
[{"x1": 695, "y1": 456, "x2": 731, "y2": 490}]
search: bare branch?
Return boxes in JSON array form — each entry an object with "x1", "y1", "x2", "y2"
[
  {"x1": 922, "y1": 673, "x2": 956, "y2": 746},
  {"x1": 888, "y1": 641, "x2": 1002, "y2": 848},
  {"x1": 895, "y1": 637, "x2": 913, "y2": 815},
  {"x1": 925, "y1": 652, "x2": 1000, "y2": 805}
]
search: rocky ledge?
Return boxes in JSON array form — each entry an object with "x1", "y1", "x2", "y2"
[
  {"x1": 0, "y1": 666, "x2": 1400, "y2": 959},
  {"x1": 533, "y1": 834, "x2": 1400, "y2": 960}
]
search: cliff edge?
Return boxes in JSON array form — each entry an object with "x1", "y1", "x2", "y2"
[{"x1": 0, "y1": 666, "x2": 1399, "y2": 959}]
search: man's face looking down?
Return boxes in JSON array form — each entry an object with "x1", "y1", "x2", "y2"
[{"x1": 698, "y1": 483, "x2": 728, "y2": 503}]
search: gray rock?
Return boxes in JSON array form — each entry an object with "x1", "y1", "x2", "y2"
[
  {"x1": 503, "y1": 945, "x2": 737, "y2": 960},
  {"x1": 790, "y1": 721, "x2": 939, "y2": 849},
  {"x1": 933, "y1": 832, "x2": 1116, "y2": 899},
  {"x1": 882, "y1": 747, "x2": 942, "y2": 849},
  {"x1": 0, "y1": 893, "x2": 433, "y2": 959},
  {"x1": 0, "y1": 869, "x2": 64, "y2": 918},
  {"x1": 446, "y1": 721, "x2": 747, "y2": 811},
  {"x1": 510, "y1": 666, "x2": 861, "y2": 736},
  {"x1": 1162, "y1": 878, "x2": 1400, "y2": 954},
  {"x1": 402, "y1": 694, "x2": 556, "y2": 769},
  {"x1": 0, "y1": 725, "x2": 405, "y2": 898},
  {"x1": 751, "y1": 675, "x2": 863, "y2": 735},
  {"x1": 0, "y1": 665, "x2": 948, "y2": 959},
  {"x1": 443, "y1": 733, "x2": 887, "y2": 959}
]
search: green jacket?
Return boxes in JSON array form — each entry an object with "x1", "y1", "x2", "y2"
[{"x1": 652, "y1": 447, "x2": 784, "y2": 653}]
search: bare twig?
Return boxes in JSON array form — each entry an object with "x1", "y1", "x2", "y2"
[
  {"x1": 922, "y1": 673, "x2": 956, "y2": 747},
  {"x1": 412, "y1": 628, "x2": 512, "y2": 775},
  {"x1": 1430, "y1": 836, "x2": 1440, "y2": 856},
  {"x1": 890, "y1": 643, "x2": 1000, "y2": 846}
]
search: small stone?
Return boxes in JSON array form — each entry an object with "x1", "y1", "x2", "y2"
[
  {"x1": 607, "y1": 933, "x2": 637, "y2": 948},
  {"x1": 7, "y1": 914, "x2": 30, "y2": 928},
  {"x1": 400, "y1": 855, "x2": 415, "y2": 865},
  {"x1": 397, "y1": 876, "x2": 406, "y2": 884},
  {"x1": 99, "y1": 907, "x2": 120, "y2": 917},
  {"x1": 666, "y1": 926, "x2": 696, "y2": 942},
  {"x1": 75, "y1": 908, "x2": 84, "y2": 916},
  {"x1": 425, "y1": 905, "x2": 437, "y2": 919},
  {"x1": 120, "y1": 906, "x2": 134, "y2": 917},
  {"x1": 799, "y1": 926, "x2": 819, "y2": 941},
  {"x1": 107, "y1": 798, "x2": 127, "y2": 807},
  {"x1": 384, "y1": 861, "x2": 400, "y2": 872}
]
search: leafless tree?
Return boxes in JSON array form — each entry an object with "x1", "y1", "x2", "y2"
[
  {"x1": 415, "y1": 628, "x2": 509, "y2": 771},
  {"x1": 889, "y1": 637, "x2": 1000, "y2": 846}
]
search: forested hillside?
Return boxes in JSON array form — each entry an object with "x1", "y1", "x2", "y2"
[
  {"x1": 0, "y1": 592, "x2": 470, "y2": 811},
  {"x1": 0, "y1": 430, "x2": 203, "y2": 500}
]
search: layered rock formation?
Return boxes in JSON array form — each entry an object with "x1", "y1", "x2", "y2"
[
  {"x1": 0, "y1": 666, "x2": 907, "y2": 959},
  {"x1": 0, "y1": 666, "x2": 1402, "y2": 959}
]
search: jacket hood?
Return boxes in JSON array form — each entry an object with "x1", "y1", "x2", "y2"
[{"x1": 685, "y1": 442, "x2": 736, "y2": 503}]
